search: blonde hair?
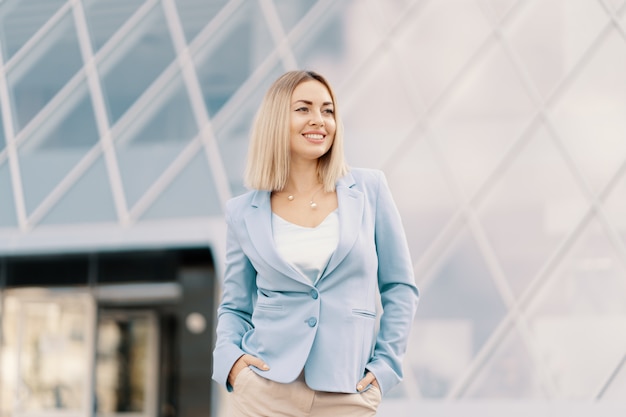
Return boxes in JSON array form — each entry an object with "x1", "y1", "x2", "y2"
[{"x1": 244, "y1": 70, "x2": 348, "y2": 192}]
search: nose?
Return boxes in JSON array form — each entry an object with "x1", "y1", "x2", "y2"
[{"x1": 309, "y1": 110, "x2": 325, "y2": 126}]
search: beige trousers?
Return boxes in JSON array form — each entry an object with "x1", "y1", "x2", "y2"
[{"x1": 228, "y1": 368, "x2": 382, "y2": 417}]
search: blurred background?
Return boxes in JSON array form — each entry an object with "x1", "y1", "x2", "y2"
[{"x1": 1, "y1": 0, "x2": 626, "y2": 416}]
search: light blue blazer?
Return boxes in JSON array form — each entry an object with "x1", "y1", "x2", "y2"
[{"x1": 212, "y1": 168, "x2": 419, "y2": 396}]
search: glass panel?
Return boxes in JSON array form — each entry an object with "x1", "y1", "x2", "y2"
[
  {"x1": 385, "y1": 134, "x2": 458, "y2": 263},
  {"x1": 19, "y1": 82, "x2": 99, "y2": 151},
  {"x1": 429, "y1": 45, "x2": 536, "y2": 199},
  {"x1": 17, "y1": 81, "x2": 99, "y2": 216},
  {"x1": 39, "y1": 156, "x2": 117, "y2": 225},
  {"x1": 610, "y1": 0, "x2": 626, "y2": 11},
  {"x1": 360, "y1": 0, "x2": 416, "y2": 34},
  {"x1": 114, "y1": 74, "x2": 197, "y2": 209},
  {"x1": 506, "y1": 0, "x2": 607, "y2": 99},
  {"x1": 213, "y1": 64, "x2": 284, "y2": 195},
  {"x1": 273, "y1": 0, "x2": 318, "y2": 33},
  {"x1": 99, "y1": 5, "x2": 176, "y2": 124},
  {"x1": 7, "y1": 11, "x2": 83, "y2": 132},
  {"x1": 342, "y1": 51, "x2": 420, "y2": 169},
  {"x1": 0, "y1": 103, "x2": 6, "y2": 151},
  {"x1": 524, "y1": 218, "x2": 626, "y2": 399},
  {"x1": 604, "y1": 168, "x2": 626, "y2": 246},
  {"x1": 395, "y1": 0, "x2": 492, "y2": 106},
  {"x1": 600, "y1": 357, "x2": 626, "y2": 401},
  {"x1": 0, "y1": 0, "x2": 66, "y2": 61},
  {"x1": 478, "y1": 0, "x2": 518, "y2": 21},
  {"x1": 476, "y1": 127, "x2": 588, "y2": 297},
  {"x1": 0, "y1": 162, "x2": 17, "y2": 227},
  {"x1": 19, "y1": 148, "x2": 99, "y2": 218},
  {"x1": 174, "y1": 0, "x2": 228, "y2": 43},
  {"x1": 82, "y1": 0, "x2": 146, "y2": 52},
  {"x1": 193, "y1": 1, "x2": 273, "y2": 118},
  {"x1": 139, "y1": 151, "x2": 222, "y2": 221},
  {"x1": 406, "y1": 226, "x2": 507, "y2": 398},
  {"x1": 95, "y1": 311, "x2": 157, "y2": 415},
  {"x1": 0, "y1": 296, "x2": 18, "y2": 417},
  {"x1": 1, "y1": 292, "x2": 94, "y2": 415},
  {"x1": 464, "y1": 327, "x2": 546, "y2": 399},
  {"x1": 292, "y1": 0, "x2": 381, "y2": 87},
  {"x1": 549, "y1": 30, "x2": 626, "y2": 195}
]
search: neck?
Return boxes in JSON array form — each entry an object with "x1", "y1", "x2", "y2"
[{"x1": 285, "y1": 161, "x2": 320, "y2": 193}]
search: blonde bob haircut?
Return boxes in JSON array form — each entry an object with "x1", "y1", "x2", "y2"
[{"x1": 244, "y1": 70, "x2": 349, "y2": 192}]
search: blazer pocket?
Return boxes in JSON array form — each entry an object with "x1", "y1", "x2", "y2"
[
  {"x1": 352, "y1": 309, "x2": 376, "y2": 319},
  {"x1": 256, "y1": 303, "x2": 283, "y2": 311}
]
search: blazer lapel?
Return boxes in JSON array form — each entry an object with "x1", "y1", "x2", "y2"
[
  {"x1": 243, "y1": 190, "x2": 309, "y2": 284},
  {"x1": 320, "y1": 172, "x2": 363, "y2": 281}
]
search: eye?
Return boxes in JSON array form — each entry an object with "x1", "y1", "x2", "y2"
[
  {"x1": 323, "y1": 108, "x2": 334, "y2": 115},
  {"x1": 295, "y1": 106, "x2": 309, "y2": 112}
]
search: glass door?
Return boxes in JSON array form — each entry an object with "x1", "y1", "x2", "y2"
[
  {"x1": 95, "y1": 309, "x2": 159, "y2": 417},
  {"x1": 0, "y1": 289, "x2": 95, "y2": 417}
]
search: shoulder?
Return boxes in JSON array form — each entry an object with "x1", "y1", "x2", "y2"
[
  {"x1": 225, "y1": 189, "x2": 260, "y2": 221},
  {"x1": 340, "y1": 167, "x2": 386, "y2": 190}
]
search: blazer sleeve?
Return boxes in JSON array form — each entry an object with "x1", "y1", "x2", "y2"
[
  {"x1": 366, "y1": 170, "x2": 419, "y2": 395},
  {"x1": 212, "y1": 207, "x2": 258, "y2": 391}
]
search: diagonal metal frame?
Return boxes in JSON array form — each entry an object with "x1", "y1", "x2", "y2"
[
  {"x1": 346, "y1": 0, "x2": 626, "y2": 400},
  {"x1": 2, "y1": 0, "x2": 626, "y2": 404},
  {"x1": 14, "y1": 0, "x2": 335, "y2": 227},
  {"x1": 0, "y1": 25, "x2": 28, "y2": 230},
  {"x1": 444, "y1": 0, "x2": 625, "y2": 400},
  {"x1": 453, "y1": 0, "x2": 626, "y2": 400},
  {"x1": 71, "y1": 0, "x2": 129, "y2": 224}
]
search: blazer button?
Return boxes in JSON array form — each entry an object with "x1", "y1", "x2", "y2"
[
  {"x1": 310, "y1": 290, "x2": 318, "y2": 299},
  {"x1": 307, "y1": 317, "x2": 317, "y2": 327}
]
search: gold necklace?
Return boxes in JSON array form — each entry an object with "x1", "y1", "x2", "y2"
[{"x1": 286, "y1": 185, "x2": 324, "y2": 209}]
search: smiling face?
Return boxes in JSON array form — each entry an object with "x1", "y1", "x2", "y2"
[{"x1": 289, "y1": 79, "x2": 336, "y2": 165}]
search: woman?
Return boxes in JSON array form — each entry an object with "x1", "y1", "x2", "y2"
[{"x1": 213, "y1": 70, "x2": 419, "y2": 416}]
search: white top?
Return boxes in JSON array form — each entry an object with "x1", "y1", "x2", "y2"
[{"x1": 272, "y1": 210, "x2": 339, "y2": 284}]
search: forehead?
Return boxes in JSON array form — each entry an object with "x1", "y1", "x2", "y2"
[{"x1": 291, "y1": 80, "x2": 333, "y2": 103}]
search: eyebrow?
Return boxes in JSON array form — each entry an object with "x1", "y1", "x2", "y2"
[{"x1": 292, "y1": 100, "x2": 334, "y2": 106}]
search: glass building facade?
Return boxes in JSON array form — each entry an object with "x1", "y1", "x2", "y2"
[{"x1": 1, "y1": 0, "x2": 626, "y2": 416}]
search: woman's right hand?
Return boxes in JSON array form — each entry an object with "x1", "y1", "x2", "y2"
[{"x1": 228, "y1": 354, "x2": 270, "y2": 387}]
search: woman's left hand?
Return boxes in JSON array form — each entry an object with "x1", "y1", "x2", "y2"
[{"x1": 356, "y1": 371, "x2": 380, "y2": 392}]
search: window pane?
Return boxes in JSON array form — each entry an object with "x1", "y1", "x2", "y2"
[
  {"x1": 213, "y1": 64, "x2": 284, "y2": 194},
  {"x1": 17, "y1": 82, "x2": 99, "y2": 216},
  {"x1": 476, "y1": 128, "x2": 588, "y2": 297},
  {"x1": 174, "y1": 0, "x2": 228, "y2": 43},
  {"x1": 99, "y1": 4, "x2": 176, "y2": 124},
  {"x1": 113, "y1": 74, "x2": 197, "y2": 209},
  {"x1": 1, "y1": 294, "x2": 94, "y2": 414},
  {"x1": 139, "y1": 152, "x2": 222, "y2": 220},
  {"x1": 193, "y1": 1, "x2": 273, "y2": 117},
  {"x1": 39, "y1": 155, "x2": 118, "y2": 225},
  {"x1": 273, "y1": 0, "x2": 318, "y2": 33},
  {"x1": 96, "y1": 311, "x2": 156, "y2": 414},
  {"x1": 83, "y1": 0, "x2": 146, "y2": 52},
  {"x1": 395, "y1": 0, "x2": 491, "y2": 106},
  {"x1": 550, "y1": 31, "x2": 626, "y2": 195},
  {"x1": 0, "y1": 162, "x2": 17, "y2": 227},
  {"x1": 464, "y1": 328, "x2": 546, "y2": 399},
  {"x1": 386, "y1": 133, "x2": 458, "y2": 264},
  {"x1": 525, "y1": 218, "x2": 626, "y2": 399},
  {"x1": 292, "y1": 0, "x2": 370, "y2": 87},
  {"x1": 407, "y1": 227, "x2": 508, "y2": 398},
  {"x1": 7, "y1": 11, "x2": 83, "y2": 132},
  {"x1": 0, "y1": 103, "x2": 5, "y2": 151},
  {"x1": 0, "y1": 0, "x2": 66, "y2": 61},
  {"x1": 507, "y1": 0, "x2": 607, "y2": 100}
]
